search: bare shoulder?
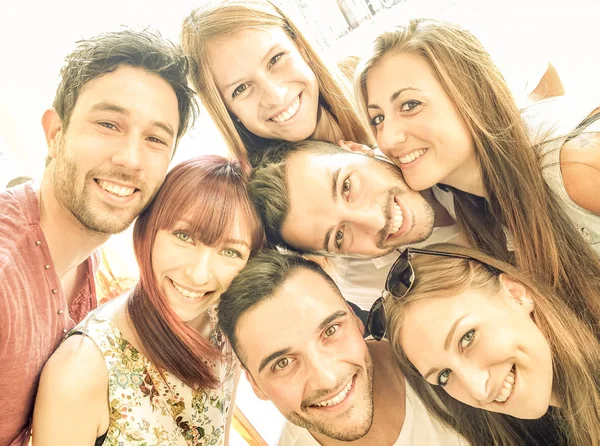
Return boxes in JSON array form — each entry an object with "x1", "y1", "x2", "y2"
[
  {"x1": 39, "y1": 334, "x2": 108, "y2": 398},
  {"x1": 560, "y1": 109, "x2": 600, "y2": 215}
]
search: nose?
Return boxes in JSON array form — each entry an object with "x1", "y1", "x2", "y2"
[
  {"x1": 456, "y1": 366, "x2": 490, "y2": 402},
  {"x1": 305, "y1": 348, "x2": 338, "y2": 393},
  {"x1": 185, "y1": 248, "x2": 214, "y2": 286},
  {"x1": 111, "y1": 134, "x2": 143, "y2": 170},
  {"x1": 259, "y1": 78, "x2": 287, "y2": 108},
  {"x1": 345, "y1": 204, "x2": 386, "y2": 236},
  {"x1": 379, "y1": 116, "x2": 408, "y2": 154}
]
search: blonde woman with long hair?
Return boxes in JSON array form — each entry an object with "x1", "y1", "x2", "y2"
[
  {"x1": 180, "y1": 0, "x2": 373, "y2": 166},
  {"x1": 366, "y1": 243, "x2": 600, "y2": 445},
  {"x1": 356, "y1": 19, "x2": 600, "y2": 335}
]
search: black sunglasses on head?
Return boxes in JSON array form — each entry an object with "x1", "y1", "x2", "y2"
[{"x1": 366, "y1": 247, "x2": 474, "y2": 341}]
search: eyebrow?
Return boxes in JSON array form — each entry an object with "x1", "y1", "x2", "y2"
[
  {"x1": 90, "y1": 101, "x2": 175, "y2": 138},
  {"x1": 257, "y1": 310, "x2": 347, "y2": 373},
  {"x1": 323, "y1": 168, "x2": 342, "y2": 252},
  {"x1": 422, "y1": 314, "x2": 468, "y2": 381},
  {"x1": 222, "y1": 238, "x2": 250, "y2": 248},
  {"x1": 219, "y1": 43, "x2": 281, "y2": 91},
  {"x1": 367, "y1": 87, "x2": 423, "y2": 110}
]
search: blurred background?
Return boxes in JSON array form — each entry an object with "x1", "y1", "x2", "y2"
[{"x1": 1, "y1": 0, "x2": 597, "y2": 444}]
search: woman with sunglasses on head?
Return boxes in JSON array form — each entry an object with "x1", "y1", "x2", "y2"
[
  {"x1": 367, "y1": 243, "x2": 600, "y2": 446},
  {"x1": 180, "y1": 0, "x2": 374, "y2": 167},
  {"x1": 356, "y1": 19, "x2": 600, "y2": 334},
  {"x1": 32, "y1": 156, "x2": 264, "y2": 446}
]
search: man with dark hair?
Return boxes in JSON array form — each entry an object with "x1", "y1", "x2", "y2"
[
  {"x1": 249, "y1": 140, "x2": 458, "y2": 310},
  {"x1": 0, "y1": 29, "x2": 196, "y2": 446},
  {"x1": 218, "y1": 250, "x2": 465, "y2": 445}
]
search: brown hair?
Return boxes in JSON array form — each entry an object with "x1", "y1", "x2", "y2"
[
  {"x1": 356, "y1": 19, "x2": 600, "y2": 335},
  {"x1": 129, "y1": 155, "x2": 263, "y2": 388},
  {"x1": 180, "y1": 0, "x2": 372, "y2": 165},
  {"x1": 53, "y1": 28, "x2": 197, "y2": 140},
  {"x1": 386, "y1": 243, "x2": 600, "y2": 445}
]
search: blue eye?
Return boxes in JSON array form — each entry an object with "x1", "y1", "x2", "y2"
[{"x1": 437, "y1": 369, "x2": 451, "y2": 386}]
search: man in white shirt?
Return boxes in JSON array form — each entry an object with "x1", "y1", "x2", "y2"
[
  {"x1": 249, "y1": 140, "x2": 458, "y2": 310},
  {"x1": 218, "y1": 250, "x2": 466, "y2": 446}
]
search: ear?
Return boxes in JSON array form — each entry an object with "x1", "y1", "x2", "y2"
[
  {"x1": 42, "y1": 108, "x2": 63, "y2": 159},
  {"x1": 243, "y1": 368, "x2": 270, "y2": 401},
  {"x1": 345, "y1": 301, "x2": 366, "y2": 335},
  {"x1": 499, "y1": 274, "x2": 534, "y2": 314}
]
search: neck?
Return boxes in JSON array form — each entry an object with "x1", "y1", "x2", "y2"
[
  {"x1": 310, "y1": 106, "x2": 343, "y2": 144},
  {"x1": 38, "y1": 173, "x2": 108, "y2": 280},
  {"x1": 443, "y1": 157, "x2": 487, "y2": 198},
  {"x1": 312, "y1": 341, "x2": 405, "y2": 446},
  {"x1": 421, "y1": 188, "x2": 455, "y2": 228}
]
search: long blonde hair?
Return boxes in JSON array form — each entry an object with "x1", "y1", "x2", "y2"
[
  {"x1": 385, "y1": 243, "x2": 600, "y2": 446},
  {"x1": 355, "y1": 19, "x2": 600, "y2": 335},
  {"x1": 181, "y1": 0, "x2": 372, "y2": 165}
]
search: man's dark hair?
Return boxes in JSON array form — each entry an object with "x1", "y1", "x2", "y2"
[
  {"x1": 218, "y1": 249, "x2": 342, "y2": 366},
  {"x1": 53, "y1": 28, "x2": 198, "y2": 140},
  {"x1": 249, "y1": 139, "x2": 348, "y2": 252}
]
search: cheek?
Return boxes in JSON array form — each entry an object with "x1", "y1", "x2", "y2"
[{"x1": 216, "y1": 260, "x2": 248, "y2": 291}]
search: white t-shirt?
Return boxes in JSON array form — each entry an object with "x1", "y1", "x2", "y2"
[
  {"x1": 277, "y1": 380, "x2": 467, "y2": 446},
  {"x1": 330, "y1": 186, "x2": 460, "y2": 310}
]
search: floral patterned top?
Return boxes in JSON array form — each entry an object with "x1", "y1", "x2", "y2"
[{"x1": 69, "y1": 303, "x2": 237, "y2": 446}]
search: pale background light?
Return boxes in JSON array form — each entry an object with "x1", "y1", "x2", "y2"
[{"x1": 1, "y1": 0, "x2": 597, "y2": 444}]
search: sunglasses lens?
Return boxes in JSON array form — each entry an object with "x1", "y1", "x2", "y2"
[
  {"x1": 387, "y1": 258, "x2": 414, "y2": 298},
  {"x1": 367, "y1": 298, "x2": 387, "y2": 341}
]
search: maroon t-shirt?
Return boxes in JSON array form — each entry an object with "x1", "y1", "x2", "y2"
[{"x1": 0, "y1": 183, "x2": 99, "y2": 446}]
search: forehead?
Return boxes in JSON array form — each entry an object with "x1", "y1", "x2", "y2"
[
  {"x1": 281, "y1": 151, "x2": 354, "y2": 250},
  {"x1": 71, "y1": 65, "x2": 180, "y2": 125},
  {"x1": 207, "y1": 27, "x2": 296, "y2": 80},
  {"x1": 236, "y1": 269, "x2": 347, "y2": 372},
  {"x1": 367, "y1": 52, "x2": 439, "y2": 99}
]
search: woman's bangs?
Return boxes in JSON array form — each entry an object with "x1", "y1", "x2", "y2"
[{"x1": 156, "y1": 171, "x2": 254, "y2": 249}]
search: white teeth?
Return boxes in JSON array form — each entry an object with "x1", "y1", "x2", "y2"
[
  {"x1": 172, "y1": 281, "x2": 207, "y2": 300},
  {"x1": 389, "y1": 203, "x2": 403, "y2": 235},
  {"x1": 97, "y1": 179, "x2": 135, "y2": 197},
  {"x1": 398, "y1": 149, "x2": 427, "y2": 165},
  {"x1": 313, "y1": 379, "x2": 353, "y2": 408},
  {"x1": 270, "y1": 96, "x2": 301, "y2": 123},
  {"x1": 494, "y1": 368, "x2": 516, "y2": 403}
]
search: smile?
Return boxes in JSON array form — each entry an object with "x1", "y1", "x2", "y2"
[
  {"x1": 389, "y1": 200, "x2": 404, "y2": 235},
  {"x1": 270, "y1": 94, "x2": 301, "y2": 123},
  {"x1": 95, "y1": 179, "x2": 137, "y2": 197},
  {"x1": 494, "y1": 365, "x2": 516, "y2": 403},
  {"x1": 171, "y1": 279, "x2": 209, "y2": 300},
  {"x1": 397, "y1": 148, "x2": 427, "y2": 165},
  {"x1": 312, "y1": 377, "x2": 354, "y2": 408}
]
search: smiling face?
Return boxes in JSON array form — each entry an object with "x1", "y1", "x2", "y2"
[
  {"x1": 281, "y1": 150, "x2": 434, "y2": 257},
  {"x1": 237, "y1": 268, "x2": 374, "y2": 440},
  {"x1": 400, "y1": 277, "x2": 554, "y2": 419},
  {"x1": 151, "y1": 216, "x2": 252, "y2": 323},
  {"x1": 50, "y1": 65, "x2": 180, "y2": 234},
  {"x1": 207, "y1": 27, "x2": 320, "y2": 142},
  {"x1": 365, "y1": 52, "x2": 478, "y2": 192}
]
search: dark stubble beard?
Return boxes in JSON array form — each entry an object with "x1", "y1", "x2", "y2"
[
  {"x1": 285, "y1": 352, "x2": 375, "y2": 441},
  {"x1": 52, "y1": 141, "x2": 157, "y2": 235},
  {"x1": 374, "y1": 161, "x2": 435, "y2": 253}
]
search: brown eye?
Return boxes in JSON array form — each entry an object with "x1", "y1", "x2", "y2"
[
  {"x1": 325, "y1": 325, "x2": 338, "y2": 337},
  {"x1": 275, "y1": 358, "x2": 290, "y2": 369}
]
